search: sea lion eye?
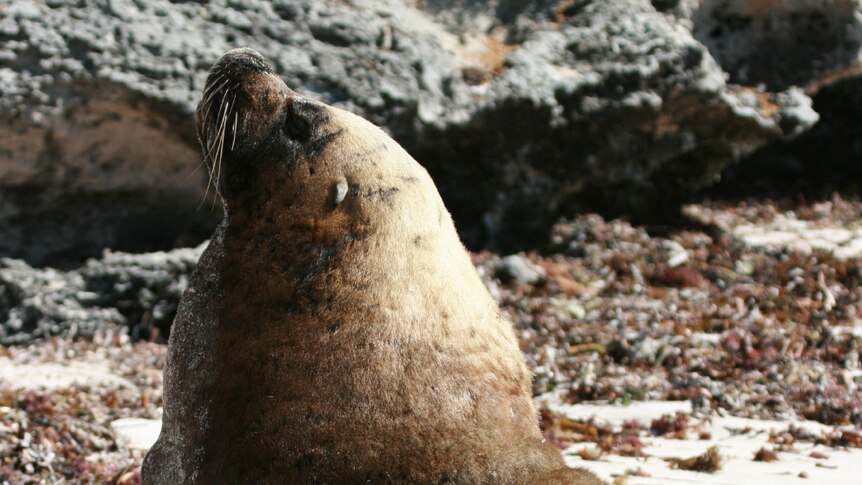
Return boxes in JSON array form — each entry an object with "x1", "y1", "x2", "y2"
[{"x1": 284, "y1": 102, "x2": 312, "y2": 142}]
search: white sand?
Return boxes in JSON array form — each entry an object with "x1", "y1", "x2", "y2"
[
  {"x1": 731, "y1": 214, "x2": 862, "y2": 259},
  {"x1": 544, "y1": 397, "x2": 862, "y2": 485},
  {"x1": 0, "y1": 357, "x2": 134, "y2": 390},
  {"x1": 111, "y1": 417, "x2": 162, "y2": 450}
]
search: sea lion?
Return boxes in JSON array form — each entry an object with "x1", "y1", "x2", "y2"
[{"x1": 141, "y1": 48, "x2": 604, "y2": 485}]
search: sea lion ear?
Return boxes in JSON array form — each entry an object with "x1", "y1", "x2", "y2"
[{"x1": 334, "y1": 182, "x2": 349, "y2": 205}]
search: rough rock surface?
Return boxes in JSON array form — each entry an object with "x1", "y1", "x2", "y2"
[
  {"x1": 0, "y1": 0, "x2": 830, "y2": 261},
  {"x1": 715, "y1": 72, "x2": 862, "y2": 195},
  {"x1": 690, "y1": 0, "x2": 862, "y2": 196},
  {"x1": 0, "y1": 243, "x2": 203, "y2": 345},
  {"x1": 691, "y1": 0, "x2": 862, "y2": 90}
]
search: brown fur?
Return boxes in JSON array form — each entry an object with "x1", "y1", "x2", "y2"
[{"x1": 141, "y1": 48, "x2": 605, "y2": 485}]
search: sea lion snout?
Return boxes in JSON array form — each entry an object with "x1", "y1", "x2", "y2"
[
  {"x1": 215, "y1": 47, "x2": 273, "y2": 75},
  {"x1": 196, "y1": 47, "x2": 284, "y2": 154},
  {"x1": 196, "y1": 48, "x2": 331, "y2": 202}
]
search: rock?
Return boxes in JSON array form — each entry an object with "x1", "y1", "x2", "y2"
[
  {"x1": 663, "y1": 239, "x2": 690, "y2": 267},
  {"x1": 0, "y1": 0, "x2": 831, "y2": 262},
  {"x1": 495, "y1": 254, "x2": 546, "y2": 285},
  {"x1": 693, "y1": 1, "x2": 862, "y2": 196},
  {"x1": 409, "y1": 0, "x2": 819, "y2": 248},
  {"x1": 652, "y1": 264, "x2": 707, "y2": 288},
  {"x1": 0, "y1": 243, "x2": 204, "y2": 344},
  {"x1": 633, "y1": 337, "x2": 665, "y2": 363},
  {"x1": 692, "y1": 0, "x2": 862, "y2": 90},
  {"x1": 717, "y1": 72, "x2": 862, "y2": 194}
]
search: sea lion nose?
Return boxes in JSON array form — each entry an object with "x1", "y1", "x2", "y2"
[{"x1": 213, "y1": 47, "x2": 274, "y2": 79}]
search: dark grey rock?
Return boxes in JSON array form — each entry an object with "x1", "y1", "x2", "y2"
[
  {"x1": 713, "y1": 71, "x2": 862, "y2": 194},
  {"x1": 690, "y1": 1, "x2": 862, "y2": 197},
  {"x1": 692, "y1": 0, "x2": 862, "y2": 90},
  {"x1": 0, "y1": 243, "x2": 203, "y2": 344},
  {"x1": 0, "y1": 0, "x2": 838, "y2": 262}
]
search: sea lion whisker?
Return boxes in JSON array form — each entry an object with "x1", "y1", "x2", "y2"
[
  {"x1": 200, "y1": 96, "x2": 228, "y2": 163},
  {"x1": 204, "y1": 72, "x2": 225, "y2": 90},
  {"x1": 201, "y1": 79, "x2": 227, "y2": 119},
  {"x1": 198, "y1": 117, "x2": 221, "y2": 172},
  {"x1": 211, "y1": 91, "x2": 230, "y2": 164},
  {"x1": 212, "y1": 99, "x2": 230, "y2": 178},
  {"x1": 217, "y1": 96, "x2": 231, "y2": 162},
  {"x1": 200, "y1": 77, "x2": 224, "y2": 108},
  {"x1": 202, "y1": 75, "x2": 228, "y2": 105},
  {"x1": 228, "y1": 92, "x2": 239, "y2": 151},
  {"x1": 199, "y1": 92, "x2": 229, "y2": 209},
  {"x1": 201, "y1": 78, "x2": 231, "y2": 129},
  {"x1": 210, "y1": 92, "x2": 231, "y2": 211},
  {"x1": 212, "y1": 96, "x2": 233, "y2": 210},
  {"x1": 180, "y1": 158, "x2": 207, "y2": 184},
  {"x1": 231, "y1": 111, "x2": 239, "y2": 151},
  {"x1": 192, "y1": 84, "x2": 230, "y2": 188}
]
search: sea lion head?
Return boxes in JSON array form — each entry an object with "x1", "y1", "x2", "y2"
[{"x1": 196, "y1": 48, "x2": 437, "y2": 244}]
